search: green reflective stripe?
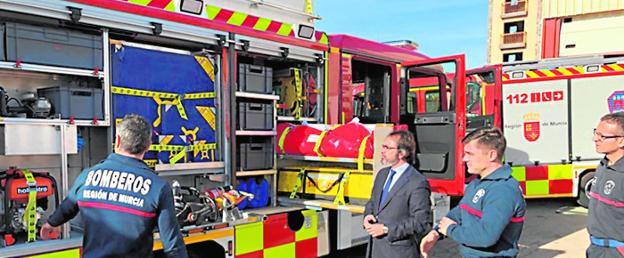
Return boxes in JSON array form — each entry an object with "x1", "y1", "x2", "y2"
[
  {"x1": 235, "y1": 222, "x2": 263, "y2": 255},
  {"x1": 525, "y1": 180, "x2": 549, "y2": 195},
  {"x1": 227, "y1": 12, "x2": 248, "y2": 26},
  {"x1": 319, "y1": 33, "x2": 329, "y2": 44},
  {"x1": 128, "y1": 0, "x2": 151, "y2": 6},
  {"x1": 206, "y1": 5, "x2": 221, "y2": 20},
  {"x1": 164, "y1": 0, "x2": 176, "y2": 11},
  {"x1": 254, "y1": 17, "x2": 272, "y2": 31},
  {"x1": 264, "y1": 242, "x2": 295, "y2": 258},
  {"x1": 277, "y1": 23, "x2": 293, "y2": 36},
  {"x1": 23, "y1": 169, "x2": 37, "y2": 242},
  {"x1": 548, "y1": 164, "x2": 573, "y2": 180},
  {"x1": 277, "y1": 127, "x2": 291, "y2": 154},
  {"x1": 511, "y1": 166, "x2": 526, "y2": 181},
  {"x1": 28, "y1": 249, "x2": 81, "y2": 258}
]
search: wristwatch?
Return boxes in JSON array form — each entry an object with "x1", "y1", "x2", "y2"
[
  {"x1": 433, "y1": 225, "x2": 445, "y2": 240},
  {"x1": 383, "y1": 226, "x2": 389, "y2": 234}
]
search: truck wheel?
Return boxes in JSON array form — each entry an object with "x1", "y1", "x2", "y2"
[{"x1": 577, "y1": 171, "x2": 596, "y2": 208}]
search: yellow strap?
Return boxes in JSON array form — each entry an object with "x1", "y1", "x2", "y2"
[
  {"x1": 290, "y1": 168, "x2": 306, "y2": 199},
  {"x1": 194, "y1": 56, "x2": 216, "y2": 82},
  {"x1": 333, "y1": 170, "x2": 350, "y2": 206},
  {"x1": 181, "y1": 126, "x2": 199, "y2": 142},
  {"x1": 22, "y1": 169, "x2": 38, "y2": 242},
  {"x1": 357, "y1": 135, "x2": 370, "y2": 172},
  {"x1": 277, "y1": 127, "x2": 292, "y2": 154},
  {"x1": 313, "y1": 129, "x2": 329, "y2": 157},
  {"x1": 293, "y1": 69, "x2": 303, "y2": 120},
  {"x1": 196, "y1": 106, "x2": 217, "y2": 130},
  {"x1": 184, "y1": 92, "x2": 216, "y2": 99},
  {"x1": 169, "y1": 149, "x2": 187, "y2": 164}
]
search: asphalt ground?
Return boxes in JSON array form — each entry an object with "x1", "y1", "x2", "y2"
[{"x1": 326, "y1": 199, "x2": 589, "y2": 258}]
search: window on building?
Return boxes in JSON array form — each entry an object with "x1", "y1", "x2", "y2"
[
  {"x1": 504, "y1": 21, "x2": 524, "y2": 33},
  {"x1": 503, "y1": 52, "x2": 523, "y2": 62},
  {"x1": 506, "y1": 0, "x2": 520, "y2": 5}
]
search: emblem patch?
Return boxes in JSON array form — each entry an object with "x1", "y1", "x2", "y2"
[
  {"x1": 473, "y1": 189, "x2": 486, "y2": 203},
  {"x1": 604, "y1": 180, "x2": 616, "y2": 195}
]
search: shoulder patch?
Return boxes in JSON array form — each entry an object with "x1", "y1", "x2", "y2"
[{"x1": 473, "y1": 189, "x2": 486, "y2": 203}]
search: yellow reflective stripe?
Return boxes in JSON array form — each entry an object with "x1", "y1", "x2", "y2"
[
  {"x1": 525, "y1": 180, "x2": 549, "y2": 195},
  {"x1": 28, "y1": 248, "x2": 81, "y2": 258},
  {"x1": 295, "y1": 210, "x2": 318, "y2": 241},
  {"x1": 511, "y1": 166, "x2": 526, "y2": 181},
  {"x1": 557, "y1": 67, "x2": 573, "y2": 76},
  {"x1": 541, "y1": 69, "x2": 556, "y2": 77},
  {"x1": 409, "y1": 86, "x2": 439, "y2": 92},
  {"x1": 293, "y1": 69, "x2": 302, "y2": 119},
  {"x1": 159, "y1": 135, "x2": 174, "y2": 146},
  {"x1": 196, "y1": 106, "x2": 217, "y2": 130},
  {"x1": 144, "y1": 160, "x2": 157, "y2": 167},
  {"x1": 278, "y1": 127, "x2": 292, "y2": 154},
  {"x1": 608, "y1": 64, "x2": 624, "y2": 71},
  {"x1": 189, "y1": 143, "x2": 217, "y2": 151},
  {"x1": 525, "y1": 71, "x2": 539, "y2": 78},
  {"x1": 264, "y1": 243, "x2": 295, "y2": 258},
  {"x1": 184, "y1": 92, "x2": 216, "y2": 99},
  {"x1": 112, "y1": 86, "x2": 188, "y2": 126},
  {"x1": 169, "y1": 149, "x2": 187, "y2": 164},
  {"x1": 235, "y1": 222, "x2": 264, "y2": 255},
  {"x1": 149, "y1": 144, "x2": 185, "y2": 152},
  {"x1": 357, "y1": 135, "x2": 370, "y2": 171},
  {"x1": 548, "y1": 164, "x2": 573, "y2": 180}
]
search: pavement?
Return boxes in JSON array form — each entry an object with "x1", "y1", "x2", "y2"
[{"x1": 326, "y1": 199, "x2": 590, "y2": 258}]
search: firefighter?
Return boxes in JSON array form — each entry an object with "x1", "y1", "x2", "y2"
[
  {"x1": 420, "y1": 127, "x2": 526, "y2": 258},
  {"x1": 587, "y1": 112, "x2": 624, "y2": 257},
  {"x1": 39, "y1": 114, "x2": 187, "y2": 258}
]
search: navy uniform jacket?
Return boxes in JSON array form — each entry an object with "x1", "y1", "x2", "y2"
[
  {"x1": 48, "y1": 153, "x2": 187, "y2": 258},
  {"x1": 588, "y1": 157, "x2": 624, "y2": 243},
  {"x1": 446, "y1": 165, "x2": 526, "y2": 257}
]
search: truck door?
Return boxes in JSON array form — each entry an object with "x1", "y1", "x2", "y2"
[
  {"x1": 400, "y1": 55, "x2": 466, "y2": 196},
  {"x1": 465, "y1": 65, "x2": 503, "y2": 131}
]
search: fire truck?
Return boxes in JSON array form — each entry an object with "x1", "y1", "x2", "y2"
[
  {"x1": 501, "y1": 54, "x2": 624, "y2": 207},
  {"x1": 0, "y1": 0, "x2": 327, "y2": 257},
  {"x1": 0, "y1": 0, "x2": 498, "y2": 257},
  {"x1": 274, "y1": 32, "x2": 505, "y2": 252}
]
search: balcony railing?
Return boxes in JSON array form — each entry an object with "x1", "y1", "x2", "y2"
[
  {"x1": 500, "y1": 32, "x2": 526, "y2": 49},
  {"x1": 502, "y1": 0, "x2": 527, "y2": 18}
]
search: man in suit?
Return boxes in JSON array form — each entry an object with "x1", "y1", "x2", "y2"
[{"x1": 363, "y1": 130, "x2": 432, "y2": 258}]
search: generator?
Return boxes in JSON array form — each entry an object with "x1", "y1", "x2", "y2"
[{"x1": 0, "y1": 168, "x2": 59, "y2": 246}]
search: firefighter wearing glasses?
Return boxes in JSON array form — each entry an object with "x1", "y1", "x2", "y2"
[{"x1": 587, "y1": 112, "x2": 624, "y2": 257}]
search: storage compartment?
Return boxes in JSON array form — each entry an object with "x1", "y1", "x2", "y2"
[
  {"x1": 238, "y1": 102, "x2": 273, "y2": 130},
  {"x1": 238, "y1": 137, "x2": 273, "y2": 170},
  {"x1": 4, "y1": 22, "x2": 103, "y2": 69},
  {"x1": 38, "y1": 86, "x2": 103, "y2": 120},
  {"x1": 238, "y1": 64, "x2": 273, "y2": 94}
]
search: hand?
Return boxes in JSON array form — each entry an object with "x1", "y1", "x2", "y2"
[
  {"x1": 365, "y1": 223, "x2": 386, "y2": 238},
  {"x1": 438, "y1": 217, "x2": 457, "y2": 236},
  {"x1": 420, "y1": 231, "x2": 440, "y2": 258},
  {"x1": 40, "y1": 222, "x2": 61, "y2": 240},
  {"x1": 363, "y1": 214, "x2": 377, "y2": 229}
]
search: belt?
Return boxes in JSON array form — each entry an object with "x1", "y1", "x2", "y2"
[{"x1": 590, "y1": 236, "x2": 624, "y2": 248}]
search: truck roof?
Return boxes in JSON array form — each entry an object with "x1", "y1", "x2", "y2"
[{"x1": 328, "y1": 34, "x2": 428, "y2": 63}]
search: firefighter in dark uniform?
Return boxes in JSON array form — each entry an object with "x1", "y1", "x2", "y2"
[
  {"x1": 587, "y1": 112, "x2": 624, "y2": 258},
  {"x1": 39, "y1": 114, "x2": 187, "y2": 258},
  {"x1": 420, "y1": 127, "x2": 526, "y2": 258}
]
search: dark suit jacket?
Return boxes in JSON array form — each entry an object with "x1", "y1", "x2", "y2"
[{"x1": 364, "y1": 165, "x2": 432, "y2": 258}]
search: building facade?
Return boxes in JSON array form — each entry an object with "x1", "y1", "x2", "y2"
[{"x1": 488, "y1": 0, "x2": 624, "y2": 64}]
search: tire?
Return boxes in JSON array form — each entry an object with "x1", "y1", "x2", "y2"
[{"x1": 577, "y1": 171, "x2": 596, "y2": 208}]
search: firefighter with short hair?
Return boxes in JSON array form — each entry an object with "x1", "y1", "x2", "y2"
[
  {"x1": 420, "y1": 127, "x2": 526, "y2": 258},
  {"x1": 587, "y1": 112, "x2": 624, "y2": 257},
  {"x1": 40, "y1": 114, "x2": 187, "y2": 258}
]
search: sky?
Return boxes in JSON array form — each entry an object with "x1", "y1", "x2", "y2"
[{"x1": 315, "y1": 1, "x2": 489, "y2": 69}]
